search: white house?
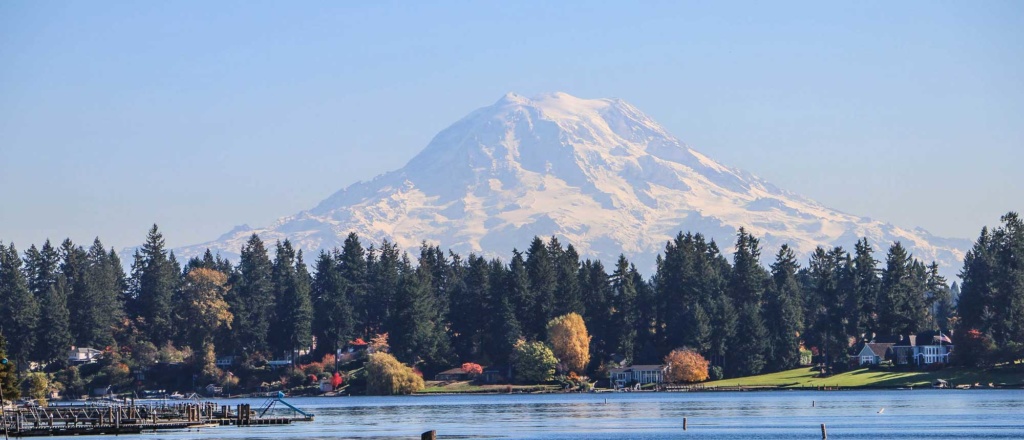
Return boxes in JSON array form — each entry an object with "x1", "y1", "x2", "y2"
[
  {"x1": 889, "y1": 333, "x2": 953, "y2": 367},
  {"x1": 609, "y1": 365, "x2": 669, "y2": 388},
  {"x1": 68, "y1": 347, "x2": 103, "y2": 364},
  {"x1": 856, "y1": 343, "x2": 893, "y2": 366}
]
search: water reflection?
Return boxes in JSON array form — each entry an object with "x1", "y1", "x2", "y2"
[{"x1": 35, "y1": 390, "x2": 1024, "y2": 439}]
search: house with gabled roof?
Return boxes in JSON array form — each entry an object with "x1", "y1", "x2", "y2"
[
  {"x1": 609, "y1": 365, "x2": 669, "y2": 389},
  {"x1": 856, "y1": 343, "x2": 893, "y2": 366}
]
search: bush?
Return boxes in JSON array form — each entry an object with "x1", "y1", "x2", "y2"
[
  {"x1": 664, "y1": 348, "x2": 710, "y2": 383},
  {"x1": 512, "y1": 340, "x2": 558, "y2": 383},
  {"x1": 302, "y1": 362, "x2": 325, "y2": 377},
  {"x1": 365, "y1": 352, "x2": 423, "y2": 395},
  {"x1": 709, "y1": 366, "x2": 724, "y2": 381}
]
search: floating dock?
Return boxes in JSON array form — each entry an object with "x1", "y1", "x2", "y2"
[{"x1": 1, "y1": 398, "x2": 313, "y2": 437}]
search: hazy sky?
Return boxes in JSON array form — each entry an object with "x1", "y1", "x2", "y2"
[{"x1": 1, "y1": 1, "x2": 1021, "y2": 253}]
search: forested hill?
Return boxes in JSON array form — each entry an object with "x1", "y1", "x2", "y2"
[{"x1": 1, "y1": 213, "x2": 1020, "y2": 383}]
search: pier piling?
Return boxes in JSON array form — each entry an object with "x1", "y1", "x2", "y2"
[{"x1": 821, "y1": 423, "x2": 827, "y2": 439}]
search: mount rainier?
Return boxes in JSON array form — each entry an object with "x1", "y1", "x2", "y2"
[{"x1": 172, "y1": 92, "x2": 970, "y2": 277}]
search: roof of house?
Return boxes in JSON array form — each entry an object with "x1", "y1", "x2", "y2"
[
  {"x1": 865, "y1": 343, "x2": 893, "y2": 357},
  {"x1": 436, "y1": 368, "x2": 468, "y2": 376},
  {"x1": 630, "y1": 365, "x2": 667, "y2": 371},
  {"x1": 610, "y1": 365, "x2": 667, "y2": 373}
]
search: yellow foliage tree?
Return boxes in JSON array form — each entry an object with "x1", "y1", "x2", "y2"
[
  {"x1": 664, "y1": 348, "x2": 710, "y2": 383},
  {"x1": 546, "y1": 313, "x2": 591, "y2": 374},
  {"x1": 177, "y1": 268, "x2": 233, "y2": 349},
  {"x1": 366, "y1": 352, "x2": 424, "y2": 395}
]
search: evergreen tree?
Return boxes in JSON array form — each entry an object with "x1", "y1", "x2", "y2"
[
  {"x1": 763, "y1": 245, "x2": 803, "y2": 372},
  {"x1": 132, "y1": 225, "x2": 178, "y2": 345},
  {"x1": 338, "y1": 233, "x2": 371, "y2": 336},
  {"x1": 228, "y1": 234, "x2": 275, "y2": 353},
  {"x1": 729, "y1": 303, "x2": 768, "y2": 377},
  {"x1": 24, "y1": 240, "x2": 69, "y2": 363},
  {"x1": 728, "y1": 228, "x2": 767, "y2": 305},
  {"x1": 79, "y1": 239, "x2": 124, "y2": 348},
  {"x1": 632, "y1": 265, "x2": 661, "y2": 364},
  {"x1": 365, "y1": 240, "x2": 400, "y2": 335},
  {"x1": 37, "y1": 278, "x2": 73, "y2": 364},
  {"x1": 525, "y1": 237, "x2": 557, "y2": 339},
  {"x1": 878, "y1": 242, "x2": 929, "y2": 337},
  {"x1": 611, "y1": 255, "x2": 638, "y2": 364},
  {"x1": 449, "y1": 254, "x2": 490, "y2": 361},
  {"x1": 390, "y1": 256, "x2": 452, "y2": 373},
  {"x1": 311, "y1": 251, "x2": 354, "y2": 360},
  {"x1": 988, "y1": 213, "x2": 1024, "y2": 361},
  {"x1": 806, "y1": 247, "x2": 852, "y2": 368},
  {"x1": 554, "y1": 244, "x2": 584, "y2": 317},
  {"x1": 700, "y1": 238, "x2": 733, "y2": 368},
  {"x1": 957, "y1": 228, "x2": 994, "y2": 335},
  {"x1": 485, "y1": 258, "x2": 521, "y2": 366},
  {"x1": 847, "y1": 238, "x2": 880, "y2": 340},
  {"x1": 579, "y1": 260, "x2": 613, "y2": 366},
  {"x1": 23, "y1": 241, "x2": 60, "y2": 300},
  {"x1": 0, "y1": 243, "x2": 39, "y2": 370},
  {"x1": 926, "y1": 262, "x2": 953, "y2": 333},
  {"x1": 725, "y1": 230, "x2": 769, "y2": 376},
  {"x1": 507, "y1": 250, "x2": 535, "y2": 338},
  {"x1": 270, "y1": 241, "x2": 313, "y2": 359}
]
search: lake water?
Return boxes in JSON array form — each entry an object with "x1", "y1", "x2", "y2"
[{"x1": 48, "y1": 390, "x2": 1024, "y2": 439}]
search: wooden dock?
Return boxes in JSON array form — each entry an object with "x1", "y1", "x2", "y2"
[{"x1": 1, "y1": 399, "x2": 313, "y2": 437}]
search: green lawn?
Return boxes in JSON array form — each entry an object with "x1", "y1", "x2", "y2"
[{"x1": 700, "y1": 366, "x2": 1024, "y2": 389}]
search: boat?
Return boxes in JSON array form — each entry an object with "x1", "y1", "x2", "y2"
[{"x1": 168, "y1": 392, "x2": 186, "y2": 399}]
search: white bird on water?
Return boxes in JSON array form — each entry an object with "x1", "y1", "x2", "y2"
[{"x1": 877, "y1": 408, "x2": 885, "y2": 414}]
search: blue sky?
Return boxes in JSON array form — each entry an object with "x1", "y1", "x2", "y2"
[{"x1": 1, "y1": 1, "x2": 1021, "y2": 252}]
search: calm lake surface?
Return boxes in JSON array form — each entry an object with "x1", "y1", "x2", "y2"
[{"x1": 53, "y1": 390, "x2": 1024, "y2": 439}]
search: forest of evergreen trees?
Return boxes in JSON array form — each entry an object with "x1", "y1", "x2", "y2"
[{"x1": 0, "y1": 212, "x2": 1021, "y2": 392}]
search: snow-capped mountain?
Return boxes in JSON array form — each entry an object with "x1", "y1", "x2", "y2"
[{"x1": 171, "y1": 92, "x2": 970, "y2": 277}]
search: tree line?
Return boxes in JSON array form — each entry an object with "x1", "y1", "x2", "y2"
[{"x1": 1, "y1": 212, "x2": 1021, "y2": 387}]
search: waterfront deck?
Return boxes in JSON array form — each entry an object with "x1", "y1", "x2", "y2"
[{"x1": 1, "y1": 399, "x2": 313, "y2": 437}]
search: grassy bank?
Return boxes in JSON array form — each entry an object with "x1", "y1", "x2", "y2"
[
  {"x1": 418, "y1": 381, "x2": 561, "y2": 394},
  {"x1": 700, "y1": 366, "x2": 1024, "y2": 389}
]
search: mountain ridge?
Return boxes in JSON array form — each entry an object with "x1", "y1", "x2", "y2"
[{"x1": 162, "y1": 92, "x2": 971, "y2": 278}]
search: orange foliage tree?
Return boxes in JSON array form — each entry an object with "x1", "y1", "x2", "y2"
[
  {"x1": 664, "y1": 348, "x2": 710, "y2": 383},
  {"x1": 546, "y1": 313, "x2": 591, "y2": 374},
  {"x1": 461, "y1": 362, "x2": 483, "y2": 375}
]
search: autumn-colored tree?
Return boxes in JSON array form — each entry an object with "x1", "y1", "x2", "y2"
[
  {"x1": 365, "y1": 352, "x2": 424, "y2": 395},
  {"x1": 664, "y1": 348, "x2": 710, "y2": 383},
  {"x1": 512, "y1": 339, "x2": 558, "y2": 383},
  {"x1": 331, "y1": 371, "x2": 344, "y2": 389},
  {"x1": 176, "y1": 268, "x2": 233, "y2": 351},
  {"x1": 546, "y1": 313, "x2": 591, "y2": 374},
  {"x1": 24, "y1": 372, "x2": 49, "y2": 406},
  {"x1": 461, "y1": 362, "x2": 483, "y2": 375},
  {"x1": 368, "y1": 333, "x2": 390, "y2": 353}
]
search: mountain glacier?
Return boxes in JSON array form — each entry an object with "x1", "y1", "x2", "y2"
[{"x1": 171, "y1": 92, "x2": 970, "y2": 278}]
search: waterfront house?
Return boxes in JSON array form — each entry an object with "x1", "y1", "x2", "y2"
[
  {"x1": 609, "y1": 364, "x2": 669, "y2": 389},
  {"x1": 887, "y1": 332, "x2": 953, "y2": 367},
  {"x1": 68, "y1": 347, "x2": 103, "y2": 364},
  {"x1": 856, "y1": 343, "x2": 894, "y2": 366},
  {"x1": 435, "y1": 367, "x2": 471, "y2": 381}
]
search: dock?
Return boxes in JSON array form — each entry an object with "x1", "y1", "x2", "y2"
[{"x1": 1, "y1": 398, "x2": 313, "y2": 437}]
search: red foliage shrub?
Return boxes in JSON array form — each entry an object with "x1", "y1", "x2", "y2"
[{"x1": 461, "y1": 362, "x2": 483, "y2": 375}]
